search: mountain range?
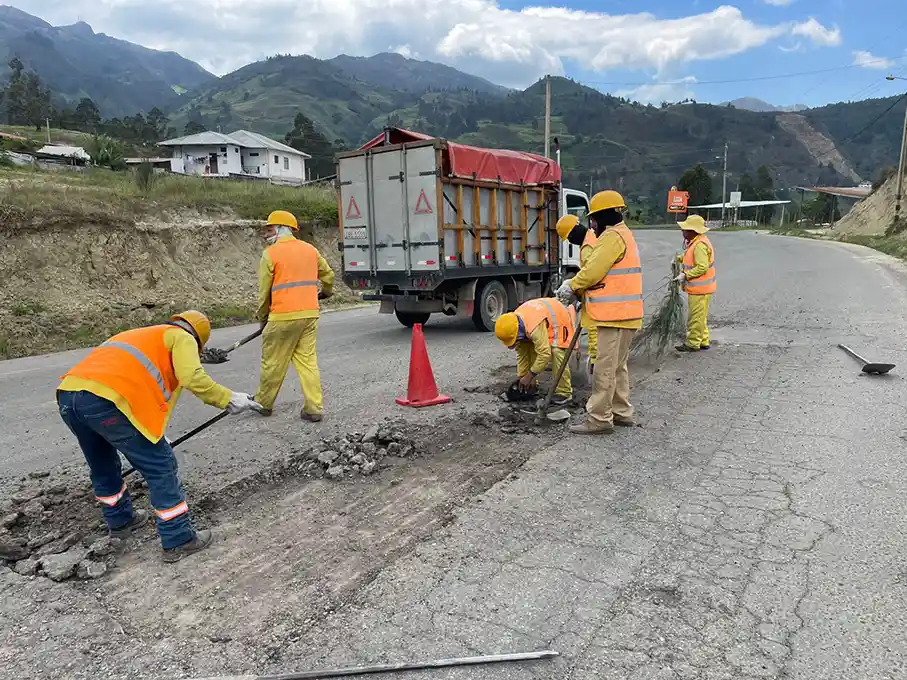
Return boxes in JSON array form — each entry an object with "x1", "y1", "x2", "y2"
[{"x1": 1, "y1": 6, "x2": 905, "y2": 217}]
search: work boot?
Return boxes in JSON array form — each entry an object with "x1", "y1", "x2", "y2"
[
  {"x1": 257, "y1": 408, "x2": 273, "y2": 417},
  {"x1": 550, "y1": 395, "x2": 572, "y2": 407},
  {"x1": 162, "y1": 529, "x2": 213, "y2": 564},
  {"x1": 109, "y1": 509, "x2": 149, "y2": 539},
  {"x1": 300, "y1": 410, "x2": 323, "y2": 423},
  {"x1": 700, "y1": 344, "x2": 710, "y2": 350},
  {"x1": 569, "y1": 419, "x2": 614, "y2": 435},
  {"x1": 613, "y1": 416, "x2": 636, "y2": 427},
  {"x1": 675, "y1": 344, "x2": 700, "y2": 353}
]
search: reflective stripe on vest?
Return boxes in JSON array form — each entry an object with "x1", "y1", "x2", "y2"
[
  {"x1": 682, "y1": 235, "x2": 717, "y2": 295},
  {"x1": 100, "y1": 340, "x2": 173, "y2": 401},
  {"x1": 515, "y1": 298, "x2": 576, "y2": 349},
  {"x1": 267, "y1": 238, "x2": 320, "y2": 314},
  {"x1": 584, "y1": 225, "x2": 644, "y2": 323},
  {"x1": 61, "y1": 325, "x2": 181, "y2": 442}
]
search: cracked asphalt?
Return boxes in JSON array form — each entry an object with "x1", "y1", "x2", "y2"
[
  {"x1": 232, "y1": 234, "x2": 907, "y2": 680},
  {"x1": 3, "y1": 231, "x2": 907, "y2": 679}
]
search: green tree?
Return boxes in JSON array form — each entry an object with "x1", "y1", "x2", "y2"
[
  {"x1": 184, "y1": 120, "x2": 207, "y2": 135},
  {"x1": 285, "y1": 112, "x2": 336, "y2": 178},
  {"x1": 73, "y1": 98, "x2": 102, "y2": 132},
  {"x1": 803, "y1": 193, "x2": 841, "y2": 224},
  {"x1": 677, "y1": 164, "x2": 714, "y2": 211}
]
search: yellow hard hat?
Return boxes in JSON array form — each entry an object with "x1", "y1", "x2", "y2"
[
  {"x1": 170, "y1": 310, "x2": 211, "y2": 347},
  {"x1": 494, "y1": 312, "x2": 519, "y2": 347},
  {"x1": 267, "y1": 210, "x2": 298, "y2": 231},
  {"x1": 556, "y1": 215, "x2": 579, "y2": 241},
  {"x1": 678, "y1": 214, "x2": 709, "y2": 234},
  {"x1": 588, "y1": 190, "x2": 626, "y2": 215}
]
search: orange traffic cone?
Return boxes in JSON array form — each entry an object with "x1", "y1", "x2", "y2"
[{"x1": 395, "y1": 324, "x2": 451, "y2": 408}]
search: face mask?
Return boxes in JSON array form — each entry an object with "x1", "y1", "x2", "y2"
[
  {"x1": 567, "y1": 225, "x2": 587, "y2": 247},
  {"x1": 265, "y1": 233, "x2": 279, "y2": 245}
]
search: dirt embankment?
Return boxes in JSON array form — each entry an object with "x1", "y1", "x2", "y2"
[
  {"x1": 0, "y1": 217, "x2": 354, "y2": 359},
  {"x1": 777, "y1": 113, "x2": 862, "y2": 183},
  {"x1": 835, "y1": 172, "x2": 900, "y2": 236}
]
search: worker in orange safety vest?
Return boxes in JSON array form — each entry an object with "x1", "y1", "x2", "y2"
[
  {"x1": 674, "y1": 214, "x2": 717, "y2": 352},
  {"x1": 57, "y1": 311, "x2": 262, "y2": 562},
  {"x1": 555, "y1": 190, "x2": 643, "y2": 435},
  {"x1": 254, "y1": 210, "x2": 335, "y2": 421},
  {"x1": 494, "y1": 297, "x2": 577, "y2": 406}
]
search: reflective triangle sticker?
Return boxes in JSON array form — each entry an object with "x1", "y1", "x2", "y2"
[
  {"x1": 346, "y1": 196, "x2": 362, "y2": 220},
  {"x1": 414, "y1": 189, "x2": 433, "y2": 215}
]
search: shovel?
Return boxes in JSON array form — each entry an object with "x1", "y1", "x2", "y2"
[
  {"x1": 200, "y1": 327, "x2": 263, "y2": 364},
  {"x1": 122, "y1": 411, "x2": 230, "y2": 479},
  {"x1": 838, "y1": 344, "x2": 895, "y2": 375}
]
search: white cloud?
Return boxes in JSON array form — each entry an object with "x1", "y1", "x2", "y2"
[
  {"x1": 791, "y1": 17, "x2": 842, "y2": 47},
  {"x1": 762, "y1": 0, "x2": 795, "y2": 6},
  {"x1": 7, "y1": 1, "x2": 844, "y2": 87},
  {"x1": 852, "y1": 50, "x2": 894, "y2": 70},
  {"x1": 617, "y1": 77, "x2": 698, "y2": 104}
]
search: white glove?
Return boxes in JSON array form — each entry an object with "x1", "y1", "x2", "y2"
[
  {"x1": 556, "y1": 279, "x2": 576, "y2": 305},
  {"x1": 674, "y1": 272, "x2": 687, "y2": 283},
  {"x1": 227, "y1": 392, "x2": 264, "y2": 414}
]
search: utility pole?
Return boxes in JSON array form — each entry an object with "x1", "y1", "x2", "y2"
[
  {"x1": 886, "y1": 76, "x2": 907, "y2": 230},
  {"x1": 720, "y1": 142, "x2": 728, "y2": 227},
  {"x1": 544, "y1": 74, "x2": 551, "y2": 159},
  {"x1": 46, "y1": 118, "x2": 51, "y2": 144}
]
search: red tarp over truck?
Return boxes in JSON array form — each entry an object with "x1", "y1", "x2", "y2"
[{"x1": 358, "y1": 127, "x2": 561, "y2": 186}]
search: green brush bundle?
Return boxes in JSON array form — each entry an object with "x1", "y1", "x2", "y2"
[{"x1": 631, "y1": 258, "x2": 686, "y2": 359}]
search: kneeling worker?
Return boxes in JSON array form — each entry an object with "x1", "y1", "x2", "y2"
[
  {"x1": 556, "y1": 214, "x2": 599, "y2": 372},
  {"x1": 674, "y1": 214, "x2": 716, "y2": 352},
  {"x1": 57, "y1": 311, "x2": 262, "y2": 562},
  {"x1": 494, "y1": 297, "x2": 577, "y2": 406},
  {"x1": 255, "y1": 210, "x2": 335, "y2": 421}
]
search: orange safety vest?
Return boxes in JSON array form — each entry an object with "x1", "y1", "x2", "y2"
[
  {"x1": 682, "y1": 235, "x2": 716, "y2": 295},
  {"x1": 62, "y1": 325, "x2": 180, "y2": 441},
  {"x1": 584, "y1": 224, "x2": 644, "y2": 323},
  {"x1": 515, "y1": 298, "x2": 577, "y2": 349},
  {"x1": 268, "y1": 238, "x2": 320, "y2": 314}
]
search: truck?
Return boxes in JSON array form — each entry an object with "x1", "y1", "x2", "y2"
[{"x1": 336, "y1": 127, "x2": 591, "y2": 331}]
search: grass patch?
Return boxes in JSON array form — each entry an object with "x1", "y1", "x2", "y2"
[
  {"x1": 0, "y1": 166, "x2": 338, "y2": 228},
  {"x1": 10, "y1": 300, "x2": 46, "y2": 316},
  {"x1": 838, "y1": 234, "x2": 907, "y2": 259}
]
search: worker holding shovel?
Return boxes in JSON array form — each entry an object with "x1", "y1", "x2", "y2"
[
  {"x1": 556, "y1": 214, "x2": 599, "y2": 375},
  {"x1": 494, "y1": 298, "x2": 576, "y2": 407},
  {"x1": 673, "y1": 215, "x2": 717, "y2": 352},
  {"x1": 57, "y1": 310, "x2": 263, "y2": 563}
]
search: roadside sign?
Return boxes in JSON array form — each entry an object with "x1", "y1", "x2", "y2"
[
  {"x1": 667, "y1": 186, "x2": 690, "y2": 213},
  {"x1": 729, "y1": 191, "x2": 742, "y2": 208}
]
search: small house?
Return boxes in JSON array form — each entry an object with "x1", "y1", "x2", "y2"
[{"x1": 158, "y1": 130, "x2": 311, "y2": 185}]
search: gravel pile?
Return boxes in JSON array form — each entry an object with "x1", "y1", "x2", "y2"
[
  {"x1": 305, "y1": 419, "x2": 419, "y2": 480},
  {"x1": 0, "y1": 472, "x2": 145, "y2": 582}
]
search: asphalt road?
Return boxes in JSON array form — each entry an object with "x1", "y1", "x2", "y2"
[
  {"x1": 4, "y1": 230, "x2": 907, "y2": 679},
  {"x1": 0, "y1": 229, "x2": 684, "y2": 489}
]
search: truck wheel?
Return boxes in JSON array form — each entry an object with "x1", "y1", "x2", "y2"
[
  {"x1": 395, "y1": 310, "x2": 431, "y2": 328},
  {"x1": 473, "y1": 280, "x2": 509, "y2": 331}
]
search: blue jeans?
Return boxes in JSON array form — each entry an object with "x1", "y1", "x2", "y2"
[{"x1": 57, "y1": 390, "x2": 196, "y2": 549}]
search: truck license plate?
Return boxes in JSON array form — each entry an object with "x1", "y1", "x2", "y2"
[{"x1": 344, "y1": 227, "x2": 367, "y2": 240}]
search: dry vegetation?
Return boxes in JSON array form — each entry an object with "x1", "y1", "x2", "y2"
[{"x1": 0, "y1": 167, "x2": 354, "y2": 359}]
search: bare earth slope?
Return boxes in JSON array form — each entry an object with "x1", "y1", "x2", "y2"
[
  {"x1": 835, "y1": 173, "x2": 899, "y2": 236},
  {"x1": 777, "y1": 113, "x2": 862, "y2": 183}
]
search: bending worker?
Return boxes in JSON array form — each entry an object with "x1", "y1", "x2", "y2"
[
  {"x1": 255, "y1": 210, "x2": 335, "y2": 422},
  {"x1": 556, "y1": 214, "x2": 599, "y2": 374},
  {"x1": 556, "y1": 190, "x2": 643, "y2": 435},
  {"x1": 494, "y1": 297, "x2": 576, "y2": 406},
  {"x1": 674, "y1": 214, "x2": 716, "y2": 352},
  {"x1": 57, "y1": 311, "x2": 262, "y2": 563}
]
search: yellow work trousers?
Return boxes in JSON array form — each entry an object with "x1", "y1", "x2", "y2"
[
  {"x1": 516, "y1": 344, "x2": 572, "y2": 398},
  {"x1": 255, "y1": 318, "x2": 323, "y2": 415},
  {"x1": 586, "y1": 326, "x2": 635, "y2": 425},
  {"x1": 685, "y1": 293, "x2": 712, "y2": 349}
]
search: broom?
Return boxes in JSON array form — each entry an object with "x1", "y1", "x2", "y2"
[{"x1": 630, "y1": 258, "x2": 686, "y2": 359}]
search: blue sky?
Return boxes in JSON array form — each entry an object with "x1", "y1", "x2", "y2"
[{"x1": 11, "y1": 0, "x2": 907, "y2": 107}]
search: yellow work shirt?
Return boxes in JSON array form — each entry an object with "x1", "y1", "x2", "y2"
[
  {"x1": 58, "y1": 328, "x2": 232, "y2": 442},
  {"x1": 579, "y1": 243, "x2": 594, "y2": 328},
  {"x1": 521, "y1": 323, "x2": 553, "y2": 375},
  {"x1": 257, "y1": 235, "x2": 335, "y2": 323},
  {"x1": 569, "y1": 228, "x2": 643, "y2": 330}
]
